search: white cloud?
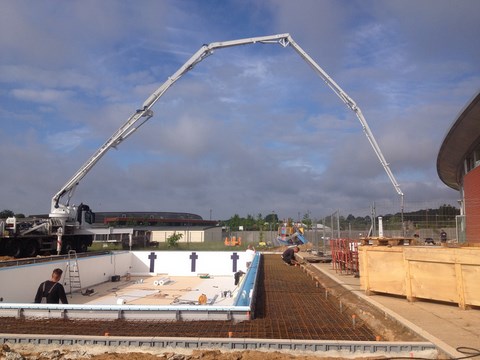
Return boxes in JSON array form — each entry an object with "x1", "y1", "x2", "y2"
[
  {"x1": 45, "y1": 128, "x2": 90, "y2": 152},
  {"x1": 11, "y1": 88, "x2": 75, "y2": 104}
]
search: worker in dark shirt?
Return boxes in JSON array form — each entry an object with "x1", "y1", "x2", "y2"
[
  {"x1": 282, "y1": 245, "x2": 300, "y2": 266},
  {"x1": 34, "y1": 268, "x2": 68, "y2": 304},
  {"x1": 440, "y1": 229, "x2": 447, "y2": 243}
]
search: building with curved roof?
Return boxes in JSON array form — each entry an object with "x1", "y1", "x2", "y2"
[{"x1": 437, "y1": 91, "x2": 480, "y2": 244}]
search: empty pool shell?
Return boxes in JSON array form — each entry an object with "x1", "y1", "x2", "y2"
[{"x1": 1, "y1": 254, "x2": 375, "y2": 341}]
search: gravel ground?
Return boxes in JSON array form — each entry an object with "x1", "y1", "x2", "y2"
[{"x1": 2, "y1": 343, "x2": 373, "y2": 360}]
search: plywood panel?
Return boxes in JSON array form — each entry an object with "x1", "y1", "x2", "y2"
[
  {"x1": 360, "y1": 247, "x2": 405, "y2": 295},
  {"x1": 404, "y1": 247, "x2": 456, "y2": 263},
  {"x1": 454, "y1": 249, "x2": 480, "y2": 265},
  {"x1": 408, "y1": 261, "x2": 457, "y2": 303},
  {"x1": 462, "y1": 265, "x2": 480, "y2": 306}
]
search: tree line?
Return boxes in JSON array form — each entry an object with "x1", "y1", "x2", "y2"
[
  {"x1": 221, "y1": 204, "x2": 460, "y2": 231},
  {"x1": 1, "y1": 203, "x2": 459, "y2": 232},
  {"x1": 0, "y1": 210, "x2": 25, "y2": 219}
]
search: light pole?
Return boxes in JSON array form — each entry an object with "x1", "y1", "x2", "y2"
[
  {"x1": 322, "y1": 217, "x2": 326, "y2": 254},
  {"x1": 271, "y1": 211, "x2": 276, "y2": 244}
]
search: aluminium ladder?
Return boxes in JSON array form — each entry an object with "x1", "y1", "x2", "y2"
[{"x1": 65, "y1": 250, "x2": 82, "y2": 296}]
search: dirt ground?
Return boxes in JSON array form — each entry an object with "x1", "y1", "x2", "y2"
[{"x1": 1, "y1": 343, "x2": 374, "y2": 360}]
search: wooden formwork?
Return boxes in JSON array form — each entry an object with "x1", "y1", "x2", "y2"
[{"x1": 358, "y1": 245, "x2": 480, "y2": 309}]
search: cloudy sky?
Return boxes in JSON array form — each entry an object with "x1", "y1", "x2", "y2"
[{"x1": 1, "y1": 0, "x2": 479, "y2": 221}]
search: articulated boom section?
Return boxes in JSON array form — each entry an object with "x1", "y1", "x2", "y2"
[{"x1": 50, "y1": 33, "x2": 403, "y2": 224}]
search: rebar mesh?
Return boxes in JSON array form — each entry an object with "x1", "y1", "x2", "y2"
[{"x1": 1, "y1": 254, "x2": 375, "y2": 341}]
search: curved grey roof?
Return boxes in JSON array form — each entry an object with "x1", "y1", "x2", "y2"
[{"x1": 437, "y1": 92, "x2": 480, "y2": 190}]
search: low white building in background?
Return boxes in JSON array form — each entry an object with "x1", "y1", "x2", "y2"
[
  {"x1": 151, "y1": 227, "x2": 222, "y2": 243},
  {"x1": 313, "y1": 223, "x2": 331, "y2": 231}
]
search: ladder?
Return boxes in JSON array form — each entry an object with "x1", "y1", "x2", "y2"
[{"x1": 65, "y1": 250, "x2": 82, "y2": 296}]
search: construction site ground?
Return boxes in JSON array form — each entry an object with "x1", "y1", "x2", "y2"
[{"x1": 1, "y1": 252, "x2": 480, "y2": 359}]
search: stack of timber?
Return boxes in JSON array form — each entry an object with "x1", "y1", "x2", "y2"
[{"x1": 358, "y1": 245, "x2": 480, "y2": 309}]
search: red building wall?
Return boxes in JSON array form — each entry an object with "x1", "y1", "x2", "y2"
[{"x1": 464, "y1": 165, "x2": 480, "y2": 244}]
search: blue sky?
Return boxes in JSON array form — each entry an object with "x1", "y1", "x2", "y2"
[{"x1": 1, "y1": 0, "x2": 479, "y2": 221}]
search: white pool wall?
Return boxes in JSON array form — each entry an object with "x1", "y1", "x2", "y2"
[{"x1": 0, "y1": 250, "x2": 253, "y2": 303}]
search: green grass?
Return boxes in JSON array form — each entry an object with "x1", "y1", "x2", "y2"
[{"x1": 89, "y1": 242, "x2": 124, "y2": 251}]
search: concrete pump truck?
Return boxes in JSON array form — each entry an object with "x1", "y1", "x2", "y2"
[{"x1": 0, "y1": 33, "x2": 403, "y2": 258}]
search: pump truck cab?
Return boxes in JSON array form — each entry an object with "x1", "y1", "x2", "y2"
[{"x1": 0, "y1": 33, "x2": 402, "y2": 258}]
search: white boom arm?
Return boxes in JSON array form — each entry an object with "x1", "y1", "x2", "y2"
[
  {"x1": 50, "y1": 33, "x2": 403, "y2": 222},
  {"x1": 286, "y1": 37, "x2": 404, "y2": 199}
]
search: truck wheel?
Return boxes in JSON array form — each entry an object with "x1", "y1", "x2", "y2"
[
  {"x1": 23, "y1": 240, "x2": 39, "y2": 258},
  {"x1": 6, "y1": 240, "x2": 22, "y2": 258},
  {"x1": 62, "y1": 241, "x2": 74, "y2": 254},
  {"x1": 77, "y1": 242, "x2": 88, "y2": 253}
]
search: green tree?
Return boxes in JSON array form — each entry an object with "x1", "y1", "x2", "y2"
[
  {"x1": 226, "y1": 214, "x2": 241, "y2": 231},
  {"x1": 244, "y1": 214, "x2": 255, "y2": 230},
  {"x1": 346, "y1": 214, "x2": 356, "y2": 223},
  {"x1": 0, "y1": 209, "x2": 14, "y2": 218},
  {"x1": 167, "y1": 232, "x2": 183, "y2": 248},
  {"x1": 264, "y1": 213, "x2": 278, "y2": 224},
  {"x1": 302, "y1": 212, "x2": 312, "y2": 228}
]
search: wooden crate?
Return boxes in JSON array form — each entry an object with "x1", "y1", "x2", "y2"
[{"x1": 358, "y1": 246, "x2": 480, "y2": 309}]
